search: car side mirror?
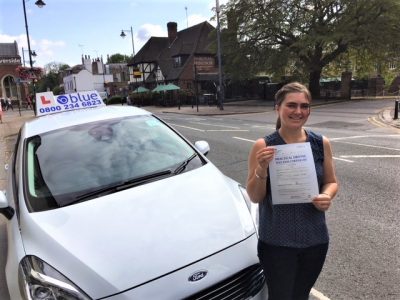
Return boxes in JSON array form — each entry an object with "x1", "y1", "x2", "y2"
[
  {"x1": 0, "y1": 191, "x2": 14, "y2": 220},
  {"x1": 194, "y1": 141, "x2": 210, "y2": 156}
]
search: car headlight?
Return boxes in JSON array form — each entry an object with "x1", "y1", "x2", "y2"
[
  {"x1": 239, "y1": 185, "x2": 259, "y2": 235},
  {"x1": 18, "y1": 255, "x2": 91, "y2": 300}
]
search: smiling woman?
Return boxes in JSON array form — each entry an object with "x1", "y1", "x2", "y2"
[{"x1": 246, "y1": 82, "x2": 339, "y2": 300}]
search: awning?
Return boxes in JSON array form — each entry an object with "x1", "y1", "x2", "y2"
[
  {"x1": 152, "y1": 83, "x2": 180, "y2": 93},
  {"x1": 132, "y1": 86, "x2": 150, "y2": 93}
]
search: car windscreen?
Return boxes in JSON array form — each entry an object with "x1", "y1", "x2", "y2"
[{"x1": 24, "y1": 115, "x2": 203, "y2": 211}]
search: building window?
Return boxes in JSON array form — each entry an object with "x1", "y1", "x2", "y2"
[
  {"x1": 4, "y1": 76, "x2": 17, "y2": 98},
  {"x1": 389, "y1": 61, "x2": 396, "y2": 70},
  {"x1": 174, "y1": 56, "x2": 181, "y2": 68}
]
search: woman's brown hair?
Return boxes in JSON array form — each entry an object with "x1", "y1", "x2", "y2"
[{"x1": 275, "y1": 82, "x2": 312, "y2": 129}]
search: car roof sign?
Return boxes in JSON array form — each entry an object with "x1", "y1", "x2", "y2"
[{"x1": 35, "y1": 90, "x2": 105, "y2": 117}]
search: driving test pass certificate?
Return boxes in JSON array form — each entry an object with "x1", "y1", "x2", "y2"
[{"x1": 269, "y1": 142, "x2": 319, "y2": 205}]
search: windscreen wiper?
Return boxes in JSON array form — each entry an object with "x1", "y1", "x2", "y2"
[
  {"x1": 173, "y1": 153, "x2": 197, "y2": 175},
  {"x1": 63, "y1": 170, "x2": 172, "y2": 206},
  {"x1": 116, "y1": 169, "x2": 172, "y2": 190}
]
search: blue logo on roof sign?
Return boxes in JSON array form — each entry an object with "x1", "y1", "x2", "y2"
[
  {"x1": 57, "y1": 95, "x2": 69, "y2": 105},
  {"x1": 36, "y1": 90, "x2": 105, "y2": 117}
]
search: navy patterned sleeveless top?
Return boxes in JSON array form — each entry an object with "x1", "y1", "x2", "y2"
[{"x1": 258, "y1": 129, "x2": 329, "y2": 248}]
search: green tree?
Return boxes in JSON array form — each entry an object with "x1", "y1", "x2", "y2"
[
  {"x1": 36, "y1": 62, "x2": 70, "y2": 93},
  {"x1": 223, "y1": 0, "x2": 400, "y2": 97},
  {"x1": 43, "y1": 62, "x2": 70, "y2": 74},
  {"x1": 107, "y1": 53, "x2": 130, "y2": 63}
]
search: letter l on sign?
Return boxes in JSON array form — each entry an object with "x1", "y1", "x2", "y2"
[{"x1": 40, "y1": 95, "x2": 52, "y2": 105}]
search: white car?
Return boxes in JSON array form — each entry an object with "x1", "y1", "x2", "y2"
[{"x1": 0, "y1": 92, "x2": 266, "y2": 299}]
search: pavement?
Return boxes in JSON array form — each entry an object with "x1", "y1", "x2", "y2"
[{"x1": 0, "y1": 98, "x2": 399, "y2": 190}]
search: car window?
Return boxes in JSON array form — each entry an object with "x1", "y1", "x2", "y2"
[{"x1": 24, "y1": 115, "x2": 201, "y2": 211}]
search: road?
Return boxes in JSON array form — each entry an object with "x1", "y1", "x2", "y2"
[
  {"x1": 158, "y1": 99, "x2": 400, "y2": 300},
  {"x1": 1, "y1": 100, "x2": 399, "y2": 299}
]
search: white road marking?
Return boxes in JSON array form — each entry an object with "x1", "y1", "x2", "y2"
[
  {"x1": 169, "y1": 124, "x2": 205, "y2": 132},
  {"x1": 340, "y1": 155, "x2": 400, "y2": 158},
  {"x1": 334, "y1": 157, "x2": 354, "y2": 163},
  {"x1": 170, "y1": 125, "x2": 248, "y2": 132},
  {"x1": 190, "y1": 122, "x2": 241, "y2": 129},
  {"x1": 236, "y1": 135, "x2": 400, "y2": 144},
  {"x1": 311, "y1": 288, "x2": 331, "y2": 300},
  {"x1": 233, "y1": 137, "x2": 256, "y2": 143},
  {"x1": 330, "y1": 134, "x2": 400, "y2": 141},
  {"x1": 334, "y1": 141, "x2": 400, "y2": 152}
]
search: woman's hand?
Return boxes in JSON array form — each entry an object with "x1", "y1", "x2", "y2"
[
  {"x1": 255, "y1": 146, "x2": 275, "y2": 172},
  {"x1": 312, "y1": 193, "x2": 332, "y2": 211},
  {"x1": 246, "y1": 140, "x2": 274, "y2": 203}
]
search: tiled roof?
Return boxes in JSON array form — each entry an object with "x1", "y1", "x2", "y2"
[
  {"x1": 194, "y1": 22, "x2": 216, "y2": 54},
  {"x1": 132, "y1": 37, "x2": 169, "y2": 64},
  {"x1": 0, "y1": 42, "x2": 19, "y2": 57},
  {"x1": 130, "y1": 22, "x2": 216, "y2": 81}
]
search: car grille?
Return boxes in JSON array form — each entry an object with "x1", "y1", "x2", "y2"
[{"x1": 184, "y1": 264, "x2": 265, "y2": 300}]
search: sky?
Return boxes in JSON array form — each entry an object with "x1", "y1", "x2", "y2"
[{"x1": 0, "y1": 0, "x2": 227, "y2": 69}]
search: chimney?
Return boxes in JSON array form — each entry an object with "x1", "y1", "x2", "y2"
[
  {"x1": 167, "y1": 22, "x2": 177, "y2": 45},
  {"x1": 82, "y1": 55, "x2": 92, "y2": 72}
]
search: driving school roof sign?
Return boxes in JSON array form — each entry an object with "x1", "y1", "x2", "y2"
[{"x1": 35, "y1": 90, "x2": 105, "y2": 117}]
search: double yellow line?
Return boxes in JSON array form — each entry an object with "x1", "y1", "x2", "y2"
[{"x1": 368, "y1": 116, "x2": 400, "y2": 132}]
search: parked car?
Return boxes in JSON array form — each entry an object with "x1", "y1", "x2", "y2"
[{"x1": 0, "y1": 93, "x2": 266, "y2": 299}]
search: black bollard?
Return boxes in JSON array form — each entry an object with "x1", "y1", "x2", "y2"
[{"x1": 394, "y1": 100, "x2": 399, "y2": 120}]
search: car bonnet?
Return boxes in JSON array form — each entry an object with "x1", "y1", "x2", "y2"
[{"x1": 19, "y1": 163, "x2": 255, "y2": 299}]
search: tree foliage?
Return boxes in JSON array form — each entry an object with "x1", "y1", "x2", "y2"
[
  {"x1": 36, "y1": 62, "x2": 70, "y2": 93},
  {"x1": 222, "y1": 0, "x2": 400, "y2": 97},
  {"x1": 43, "y1": 62, "x2": 70, "y2": 74},
  {"x1": 107, "y1": 53, "x2": 130, "y2": 63}
]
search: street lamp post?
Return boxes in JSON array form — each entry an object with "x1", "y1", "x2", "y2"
[
  {"x1": 216, "y1": 0, "x2": 224, "y2": 110},
  {"x1": 22, "y1": 0, "x2": 45, "y2": 115},
  {"x1": 73, "y1": 76, "x2": 77, "y2": 92},
  {"x1": 120, "y1": 26, "x2": 135, "y2": 57},
  {"x1": 120, "y1": 27, "x2": 135, "y2": 94},
  {"x1": 21, "y1": 47, "x2": 37, "y2": 67}
]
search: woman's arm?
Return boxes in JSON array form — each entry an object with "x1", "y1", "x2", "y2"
[
  {"x1": 312, "y1": 136, "x2": 339, "y2": 211},
  {"x1": 246, "y1": 138, "x2": 275, "y2": 203}
]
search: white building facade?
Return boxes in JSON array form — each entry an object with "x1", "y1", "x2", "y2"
[{"x1": 63, "y1": 55, "x2": 113, "y2": 98}]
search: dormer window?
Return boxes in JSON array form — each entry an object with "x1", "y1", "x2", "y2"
[
  {"x1": 174, "y1": 56, "x2": 182, "y2": 68},
  {"x1": 173, "y1": 55, "x2": 188, "y2": 68}
]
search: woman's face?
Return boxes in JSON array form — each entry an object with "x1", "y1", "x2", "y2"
[{"x1": 276, "y1": 92, "x2": 310, "y2": 129}]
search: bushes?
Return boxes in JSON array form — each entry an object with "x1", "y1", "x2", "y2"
[
  {"x1": 105, "y1": 96, "x2": 126, "y2": 105},
  {"x1": 53, "y1": 86, "x2": 64, "y2": 95},
  {"x1": 129, "y1": 92, "x2": 154, "y2": 106},
  {"x1": 123, "y1": 89, "x2": 197, "y2": 107}
]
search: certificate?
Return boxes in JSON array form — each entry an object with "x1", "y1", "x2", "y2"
[{"x1": 269, "y1": 142, "x2": 319, "y2": 205}]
